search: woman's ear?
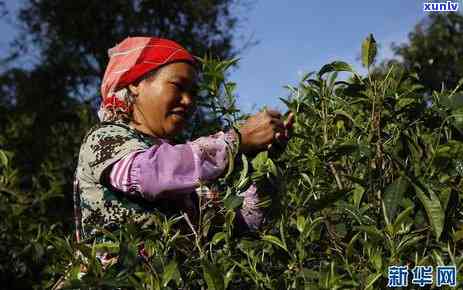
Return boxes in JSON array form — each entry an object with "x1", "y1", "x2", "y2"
[{"x1": 128, "y1": 83, "x2": 140, "y2": 96}]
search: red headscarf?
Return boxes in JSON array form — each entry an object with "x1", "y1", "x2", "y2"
[{"x1": 100, "y1": 37, "x2": 195, "y2": 113}]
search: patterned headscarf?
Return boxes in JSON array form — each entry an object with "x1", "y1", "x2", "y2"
[{"x1": 98, "y1": 37, "x2": 195, "y2": 122}]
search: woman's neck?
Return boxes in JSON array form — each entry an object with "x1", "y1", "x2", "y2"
[
  {"x1": 129, "y1": 120, "x2": 157, "y2": 137},
  {"x1": 128, "y1": 121, "x2": 174, "y2": 143}
]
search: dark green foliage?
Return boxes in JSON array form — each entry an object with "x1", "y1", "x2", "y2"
[
  {"x1": 0, "y1": 150, "x2": 68, "y2": 289},
  {"x1": 392, "y1": 12, "x2": 463, "y2": 92},
  {"x1": 2, "y1": 34, "x2": 463, "y2": 288}
]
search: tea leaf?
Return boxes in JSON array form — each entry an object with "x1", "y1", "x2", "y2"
[
  {"x1": 318, "y1": 61, "x2": 355, "y2": 77},
  {"x1": 355, "y1": 225, "x2": 384, "y2": 242},
  {"x1": 235, "y1": 154, "x2": 249, "y2": 190},
  {"x1": 262, "y1": 235, "x2": 288, "y2": 252},
  {"x1": 365, "y1": 272, "x2": 382, "y2": 289},
  {"x1": 211, "y1": 232, "x2": 226, "y2": 245},
  {"x1": 223, "y1": 195, "x2": 243, "y2": 209},
  {"x1": 396, "y1": 98, "x2": 416, "y2": 109},
  {"x1": 0, "y1": 150, "x2": 8, "y2": 168},
  {"x1": 383, "y1": 177, "x2": 408, "y2": 222},
  {"x1": 393, "y1": 206, "x2": 414, "y2": 234},
  {"x1": 162, "y1": 260, "x2": 180, "y2": 287},
  {"x1": 361, "y1": 33, "x2": 377, "y2": 68},
  {"x1": 352, "y1": 184, "x2": 365, "y2": 208},
  {"x1": 296, "y1": 215, "x2": 306, "y2": 233},
  {"x1": 202, "y1": 261, "x2": 224, "y2": 290},
  {"x1": 407, "y1": 177, "x2": 445, "y2": 240},
  {"x1": 346, "y1": 232, "x2": 361, "y2": 258}
]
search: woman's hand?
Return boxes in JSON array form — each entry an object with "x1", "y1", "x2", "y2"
[
  {"x1": 239, "y1": 109, "x2": 294, "y2": 154},
  {"x1": 274, "y1": 111, "x2": 294, "y2": 143}
]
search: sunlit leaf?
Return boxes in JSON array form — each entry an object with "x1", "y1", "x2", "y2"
[
  {"x1": 318, "y1": 61, "x2": 355, "y2": 77},
  {"x1": 211, "y1": 232, "x2": 226, "y2": 245},
  {"x1": 262, "y1": 235, "x2": 288, "y2": 252},
  {"x1": 361, "y1": 34, "x2": 377, "y2": 68},
  {"x1": 365, "y1": 273, "x2": 382, "y2": 289},
  {"x1": 407, "y1": 177, "x2": 445, "y2": 240},
  {"x1": 0, "y1": 150, "x2": 8, "y2": 168},
  {"x1": 162, "y1": 260, "x2": 180, "y2": 287},
  {"x1": 296, "y1": 215, "x2": 306, "y2": 233}
]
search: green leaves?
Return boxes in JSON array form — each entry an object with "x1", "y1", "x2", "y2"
[
  {"x1": 223, "y1": 194, "x2": 243, "y2": 209},
  {"x1": 162, "y1": 260, "x2": 181, "y2": 287},
  {"x1": 234, "y1": 154, "x2": 249, "y2": 190},
  {"x1": 250, "y1": 151, "x2": 278, "y2": 182},
  {"x1": 211, "y1": 232, "x2": 226, "y2": 245},
  {"x1": 365, "y1": 273, "x2": 382, "y2": 290},
  {"x1": 262, "y1": 235, "x2": 288, "y2": 252},
  {"x1": 202, "y1": 261, "x2": 224, "y2": 290},
  {"x1": 0, "y1": 150, "x2": 8, "y2": 168},
  {"x1": 361, "y1": 33, "x2": 377, "y2": 68},
  {"x1": 407, "y1": 177, "x2": 445, "y2": 240},
  {"x1": 396, "y1": 97, "x2": 417, "y2": 110},
  {"x1": 383, "y1": 177, "x2": 409, "y2": 222},
  {"x1": 318, "y1": 61, "x2": 356, "y2": 77}
]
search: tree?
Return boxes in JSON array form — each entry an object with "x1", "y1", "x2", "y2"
[
  {"x1": 0, "y1": 0, "x2": 250, "y2": 226},
  {"x1": 392, "y1": 12, "x2": 463, "y2": 92}
]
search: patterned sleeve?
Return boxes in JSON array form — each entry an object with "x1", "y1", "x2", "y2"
[
  {"x1": 81, "y1": 124, "x2": 151, "y2": 184},
  {"x1": 108, "y1": 130, "x2": 240, "y2": 201}
]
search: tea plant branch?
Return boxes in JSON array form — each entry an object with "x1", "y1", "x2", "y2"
[
  {"x1": 143, "y1": 257, "x2": 161, "y2": 282},
  {"x1": 319, "y1": 77, "x2": 344, "y2": 190},
  {"x1": 447, "y1": 81, "x2": 463, "y2": 98},
  {"x1": 328, "y1": 162, "x2": 343, "y2": 190},
  {"x1": 182, "y1": 212, "x2": 204, "y2": 258}
]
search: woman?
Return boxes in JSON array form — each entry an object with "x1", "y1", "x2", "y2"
[{"x1": 73, "y1": 37, "x2": 293, "y2": 244}]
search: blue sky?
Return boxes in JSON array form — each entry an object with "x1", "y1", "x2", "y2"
[
  {"x1": 0, "y1": 0, "x2": 453, "y2": 113},
  {"x1": 229, "y1": 0, "x2": 431, "y2": 113}
]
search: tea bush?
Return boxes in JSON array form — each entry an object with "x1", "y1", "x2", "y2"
[{"x1": 1, "y1": 35, "x2": 462, "y2": 289}]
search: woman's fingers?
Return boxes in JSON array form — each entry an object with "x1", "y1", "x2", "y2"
[
  {"x1": 239, "y1": 108, "x2": 293, "y2": 153},
  {"x1": 271, "y1": 117, "x2": 285, "y2": 131},
  {"x1": 273, "y1": 112, "x2": 294, "y2": 141},
  {"x1": 268, "y1": 111, "x2": 288, "y2": 142},
  {"x1": 264, "y1": 108, "x2": 282, "y2": 118},
  {"x1": 284, "y1": 112, "x2": 295, "y2": 129}
]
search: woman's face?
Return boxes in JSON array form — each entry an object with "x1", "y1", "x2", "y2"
[{"x1": 129, "y1": 62, "x2": 197, "y2": 138}]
